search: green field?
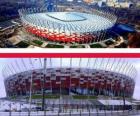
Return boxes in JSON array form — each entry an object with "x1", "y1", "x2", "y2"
[
  {"x1": 73, "y1": 95, "x2": 97, "y2": 99},
  {"x1": 10, "y1": 96, "x2": 17, "y2": 100},
  {"x1": 70, "y1": 45, "x2": 85, "y2": 48},
  {"x1": 31, "y1": 95, "x2": 60, "y2": 99},
  {"x1": 90, "y1": 43, "x2": 104, "y2": 48},
  {"x1": 16, "y1": 41, "x2": 29, "y2": 48},
  {"x1": 46, "y1": 44, "x2": 64, "y2": 48},
  {"x1": 32, "y1": 40, "x2": 43, "y2": 46}
]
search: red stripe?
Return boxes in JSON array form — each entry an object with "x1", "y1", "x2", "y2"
[{"x1": 0, "y1": 53, "x2": 140, "y2": 58}]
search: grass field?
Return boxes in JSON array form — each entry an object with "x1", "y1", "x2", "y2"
[
  {"x1": 72, "y1": 95, "x2": 97, "y2": 99},
  {"x1": 31, "y1": 95, "x2": 60, "y2": 99},
  {"x1": 70, "y1": 45, "x2": 85, "y2": 48},
  {"x1": 46, "y1": 44, "x2": 64, "y2": 48},
  {"x1": 32, "y1": 40, "x2": 43, "y2": 46},
  {"x1": 16, "y1": 41, "x2": 29, "y2": 48},
  {"x1": 90, "y1": 43, "x2": 104, "y2": 48}
]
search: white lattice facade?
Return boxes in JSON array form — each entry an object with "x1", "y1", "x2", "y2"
[{"x1": 18, "y1": 5, "x2": 117, "y2": 44}]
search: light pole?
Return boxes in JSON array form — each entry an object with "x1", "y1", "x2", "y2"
[
  {"x1": 28, "y1": 58, "x2": 38, "y2": 116},
  {"x1": 121, "y1": 80, "x2": 125, "y2": 112},
  {"x1": 28, "y1": 59, "x2": 34, "y2": 116},
  {"x1": 42, "y1": 58, "x2": 47, "y2": 111}
]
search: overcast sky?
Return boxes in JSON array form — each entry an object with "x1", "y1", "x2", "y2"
[{"x1": 0, "y1": 58, "x2": 140, "y2": 100}]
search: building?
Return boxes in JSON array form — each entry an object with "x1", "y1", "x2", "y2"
[
  {"x1": 18, "y1": 2, "x2": 117, "y2": 44},
  {"x1": 3, "y1": 58, "x2": 136, "y2": 98}
]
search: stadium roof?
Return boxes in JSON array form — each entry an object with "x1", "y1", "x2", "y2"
[
  {"x1": 47, "y1": 12, "x2": 87, "y2": 22},
  {"x1": 3, "y1": 58, "x2": 137, "y2": 80},
  {"x1": 24, "y1": 11, "x2": 116, "y2": 33}
]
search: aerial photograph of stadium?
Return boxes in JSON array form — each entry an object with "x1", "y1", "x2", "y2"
[
  {"x1": 0, "y1": 58, "x2": 140, "y2": 115},
  {"x1": 0, "y1": 0, "x2": 140, "y2": 48}
]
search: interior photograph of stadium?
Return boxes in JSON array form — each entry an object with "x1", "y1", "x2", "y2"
[
  {"x1": 0, "y1": 58, "x2": 140, "y2": 116},
  {"x1": 0, "y1": 0, "x2": 140, "y2": 48}
]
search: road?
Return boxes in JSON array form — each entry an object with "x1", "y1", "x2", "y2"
[{"x1": 0, "y1": 111, "x2": 140, "y2": 116}]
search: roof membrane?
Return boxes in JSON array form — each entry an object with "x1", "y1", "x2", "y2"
[{"x1": 46, "y1": 12, "x2": 87, "y2": 22}]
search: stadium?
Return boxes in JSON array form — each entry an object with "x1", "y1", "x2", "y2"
[
  {"x1": 18, "y1": 4, "x2": 117, "y2": 44},
  {"x1": 3, "y1": 58, "x2": 136, "y2": 98}
]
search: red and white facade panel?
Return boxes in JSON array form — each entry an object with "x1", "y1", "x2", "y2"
[{"x1": 3, "y1": 58, "x2": 136, "y2": 98}]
